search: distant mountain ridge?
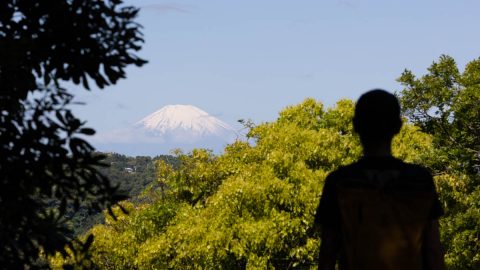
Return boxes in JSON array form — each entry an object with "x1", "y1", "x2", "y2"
[
  {"x1": 135, "y1": 104, "x2": 234, "y2": 139},
  {"x1": 93, "y1": 104, "x2": 237, "y2": 156}
]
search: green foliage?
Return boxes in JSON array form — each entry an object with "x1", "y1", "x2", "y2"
[
  {"x1": 50, "y1": 200, "x2": 179, "y2": 269},
  {"x1": 60, "y1": 153, "x2": 179, "y2": 237},
  {"x1": 158, "y1": 149, "x2": 226, "y2": 206},
  {"x1": 398, "y1": 55, "x2": 480, "y2": 174},
  {"x1": 398, "y1": 55, "x2": 480, "y2": 269},
  {"x1": 0, "y1": 0, "x2": 146, "y2": 267},
  {"x1": 99, "y1": 153, "x2": 179, "y2": 202},
  {"x1": 80, "y1": 98, "x2": 434, "y2": 269}
]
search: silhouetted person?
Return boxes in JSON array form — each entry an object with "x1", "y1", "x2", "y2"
[{"x1": 314, "y1": 89, "x2": 445, "y2": 270}]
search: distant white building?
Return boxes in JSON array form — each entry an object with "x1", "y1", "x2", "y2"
[{"x1": 124, "y1": 167, "x2": 135, "y2": 173}]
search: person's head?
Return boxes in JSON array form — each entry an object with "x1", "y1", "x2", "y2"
[{"x1": 353, "y1": 89, "x2": 402, "y2": 147}]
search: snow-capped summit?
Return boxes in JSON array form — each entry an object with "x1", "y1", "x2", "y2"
[
  {"x1": 93, "y1": 104, "x2": 238, "y2": 156},
  {"x1": 135, "y1": 104, "x2": 233, "y2": 138}
]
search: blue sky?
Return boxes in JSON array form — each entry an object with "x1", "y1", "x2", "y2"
[{"x1": 72, "y1": 0, "x2": 480, "y2": 138}]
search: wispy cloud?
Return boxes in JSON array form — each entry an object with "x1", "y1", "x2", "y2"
[{"x1": 141, "y1": 4, "x2": 189, "y2": 14}]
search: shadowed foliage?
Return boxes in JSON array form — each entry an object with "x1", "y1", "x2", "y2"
[{"x1": 0, "y1": 0, "x2": 146, "y2": 268}]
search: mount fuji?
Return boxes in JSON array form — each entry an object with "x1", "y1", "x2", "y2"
[
  {"x1": 135, "y1": 105, "x2": 234, "y2": 142},
  {"x1": 93, "y1": 105, "x2": 238, "y2": 156}
]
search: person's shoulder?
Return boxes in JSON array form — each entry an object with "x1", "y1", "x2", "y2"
[
  {"x1": 326, "y1": 161, "x2": 364, "y2": 180},
  {"x1": 399, "y1": 161, "x2": 433, "y2": 180}
]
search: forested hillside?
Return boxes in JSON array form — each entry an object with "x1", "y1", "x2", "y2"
[
  {"x1": 64, "y1": 154, "x2": 179, "y2": 237},
  {"x1": 99, "y1": 153, "x2": 180, "y2": 201},
  {"x1": 51, "y1": 56, "x2": 479, "y2": 269}
]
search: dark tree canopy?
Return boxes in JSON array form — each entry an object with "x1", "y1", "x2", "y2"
[
  {"x1": 0, "y1": 0, "x2": 146, "y2": 268},
  {"x1": 398, "y1": 55, "x2": 480, "y2": 177},
  {"x1": 0, "y1": 0, "x2": 146, "y2": 107}
]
